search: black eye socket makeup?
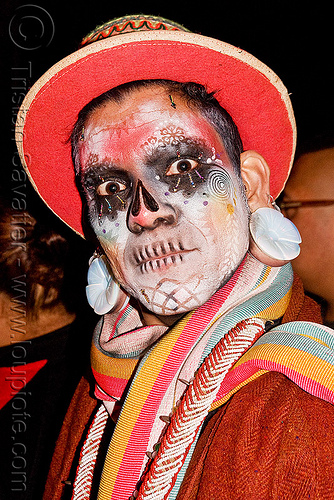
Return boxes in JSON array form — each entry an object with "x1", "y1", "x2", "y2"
[
  {"x1": 81, "y1": 164, "x2": 132, "y2": 221},
  {"x1": 144, "y1": 137, "x2": 223, "y2": 196},
  {"x1": 79, "y1": 134, "x2": 232, "y2": 224}
]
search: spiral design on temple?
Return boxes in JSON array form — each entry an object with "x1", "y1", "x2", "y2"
[{"x1": 207, "y1": 169, "x2": 233, "y2": 201}]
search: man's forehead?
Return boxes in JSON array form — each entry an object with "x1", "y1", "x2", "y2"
[
  {"x1": 85, "y1": 86, "x2": 188, "y2": 128},
  {"x1": 81, "y1": 133, "x2": 229, "y2": 180},
  {"x1": 81, "y1": 102, "x2": 228, "y2": 166}
]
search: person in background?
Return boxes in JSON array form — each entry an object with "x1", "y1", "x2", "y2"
[
  {"x1": 0, "y1": 188, "x2": 95, "y2": 500},
  {"x1": 279, "y1": 131, "x2": 334, "y2": 328}
]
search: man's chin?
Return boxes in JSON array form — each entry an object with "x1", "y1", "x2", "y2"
[{"x1": 124, "y1": 273, "x2": 219, "y2": 317}]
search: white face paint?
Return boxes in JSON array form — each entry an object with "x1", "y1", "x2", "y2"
[{"x1": 79, "y1": 86, "x2": 249, "y2": 316}]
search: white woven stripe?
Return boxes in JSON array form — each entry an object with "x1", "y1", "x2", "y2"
[
  {"x1": 138, "y1": 319, "x2": 265, "y2": 500},
  {"x1": 72, "y1": 404, "x2": 109, "y2": 500}
]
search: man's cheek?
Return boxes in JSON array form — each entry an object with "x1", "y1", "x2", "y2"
[
  {"x1": 89, "y1": 199, "x2": 127, "y2": 240},
  {"x1": 89, "y1": 208, "x2": 129, "y2": 284},
  {"x1": 205, "y1": 198, "x2": 237, "y2": 229},
  {"x1": 99, "y1": 240, "x2": 127, "y2": 284}
]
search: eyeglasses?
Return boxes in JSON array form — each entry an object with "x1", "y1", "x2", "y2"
[
  {"x1": 278, "y1": 200, "x2": 334, "y2": 210},
  {"x1": 277, "y1": 199, "x2": 334, "y2": 218}
]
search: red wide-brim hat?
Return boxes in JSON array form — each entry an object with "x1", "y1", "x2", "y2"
[{"x1": 15, "y1": 15, "x2": 296, "y2": 237}]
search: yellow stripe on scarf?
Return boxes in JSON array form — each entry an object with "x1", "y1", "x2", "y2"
[
  {"x1": 256, "y1": 288, "x2": 292, "y2": 320},
  {"x1": 91, "y1": 343, "x2": 139, "y2": 378},
  {"x1": 98, "y1": 311, "x2": 196, "y2": 500}
]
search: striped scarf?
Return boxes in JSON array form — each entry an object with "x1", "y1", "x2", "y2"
[{"x1": 82, "y1": 253, "x2": 334, "y2": 500}]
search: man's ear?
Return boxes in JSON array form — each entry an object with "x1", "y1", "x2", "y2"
[{"x1": 240, "y1": 150, "x2": 271, "y2": 211}]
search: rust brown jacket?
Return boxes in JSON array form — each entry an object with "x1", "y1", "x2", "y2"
[{"x1": 44, "y1": 276, "x2": 334, "y2": 499}]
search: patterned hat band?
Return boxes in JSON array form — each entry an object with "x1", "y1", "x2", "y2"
[{"x1": 80, "y1": 14, "x2": 188, "y2": 47}]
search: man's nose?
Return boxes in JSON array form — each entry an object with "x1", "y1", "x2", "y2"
[{"x1": 127, "y1": 180, "x2": 177, "y2": 234}]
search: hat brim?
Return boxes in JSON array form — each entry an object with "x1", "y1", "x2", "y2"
[{"x1": 16, "y1": 30, "x2": 296, "y2": 237}]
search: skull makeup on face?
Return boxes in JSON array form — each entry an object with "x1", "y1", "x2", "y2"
[{"x1": 78, "y1": 83, "x2": 250, "y2": 316}]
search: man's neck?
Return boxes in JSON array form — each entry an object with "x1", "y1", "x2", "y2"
[{"x1": 140, "y1": 306, "x2": 185, "y2": 327}]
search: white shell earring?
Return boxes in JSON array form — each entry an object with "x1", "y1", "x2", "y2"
[
  {"x1": 249, "y1": 207, "x2": 301, "y2": 263},
  {"x1": 86, "y1": 254, "x2": 129, "y2": 315}
]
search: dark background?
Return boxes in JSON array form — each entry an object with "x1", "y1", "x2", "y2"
[{"x1": 1, "y1": 0, "x2": 333, "y2": 214}]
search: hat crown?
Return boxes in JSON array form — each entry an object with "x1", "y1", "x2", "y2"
[{"x1": 80, "y1": 14, "x2": 188, "y2": 47}]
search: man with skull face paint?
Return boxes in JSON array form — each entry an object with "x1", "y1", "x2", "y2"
[
  {"x1": 16, "y1": 15, "x2": 334, "y2": 500},
  {"x1": 77, "y1": 80, "x2": 250, "y2": 320}
]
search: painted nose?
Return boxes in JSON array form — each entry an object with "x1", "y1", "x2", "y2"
[{"x1": 127, "y1": 180, "x2": 177, "y2": 234}]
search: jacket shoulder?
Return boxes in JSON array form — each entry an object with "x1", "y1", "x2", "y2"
[
  {"x1": 179, "y1": 371, "x2": 334, "y2": 499},
  {"x1": 282, "y1": 273, "x2": 323, "y2": 324}
]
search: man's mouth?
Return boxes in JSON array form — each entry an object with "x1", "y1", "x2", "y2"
[{"x1": 133, "y1": 241, "x2": 193, "y2": 274}]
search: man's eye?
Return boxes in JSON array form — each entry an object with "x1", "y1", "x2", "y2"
[
  {"x1": 166, "y1": 158, "x2": 200, "y2": 176},
  {"x1": 96, "y1": 180, "x2": 127, "y2": 196}
]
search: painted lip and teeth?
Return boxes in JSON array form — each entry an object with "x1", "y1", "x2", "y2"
[{"x1": 133, "y1": 241, "x2": 194, "y2": 273}]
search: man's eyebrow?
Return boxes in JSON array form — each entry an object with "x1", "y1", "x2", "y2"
[
  {"x1": 145, "y1": 137, "x2": 213, "y2": 165},
  {"x1": 80, "y1": 163, "x2": 129, "y2": 185}
]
